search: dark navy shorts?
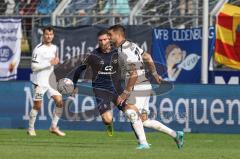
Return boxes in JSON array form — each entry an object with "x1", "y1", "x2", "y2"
[{"x1": 93, "y1": 88, "x2": 121, "y2": 115}]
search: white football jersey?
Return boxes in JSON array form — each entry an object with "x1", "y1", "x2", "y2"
[
  {"x1": 31, "y1": 43, "x2": 58, "y2": 87},
  {"x1": 118, "y1": 40, "x2": 148, "y2": 84}
]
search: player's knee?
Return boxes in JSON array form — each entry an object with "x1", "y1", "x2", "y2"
[
  {"x1": 33, "y1": 100, "x2": 42, "y2": 110},
  {"x1": 53, "y1": 95, "x2": 63, "y2": 108},
  {"x1": 102, "y1": 118, "x2": 112, "y2": 125},
  {"x1": 124, "y1": 104, "x2": 138, "y2": 113},
  {"x1": 141, "y1": 113, "x2": 148, "y2": 122},
  {"x1": 33, "y1": 105, "x2": 41, "y2": 111},
  {"x1": 101, "y1": 114, "x2": 113, "y2": 125},
  {"x1": 55, "y1": 100, "x2": 63, "y2": 108},
  {"x1": 125, "y1": 109, "x2": 139, "y2": 124}
]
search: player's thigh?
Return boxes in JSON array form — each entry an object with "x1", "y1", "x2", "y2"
[
  {"x1": 32, "y1": 85, "x2": 44, "y2": 103},
  {"x1": 127, "y1": 95, "x2": 150, "y2": 121},
  {"x1": 32, "y1": 85, "x2": 47, "y2": 109},
  {"x1": 126, "y1": 91, "x2": 138, "y2": 106},
  {"x1": 137, "y1": 95, "x2": 151, "y2": 114},
  {"x1": 94, "y1": 89, "x2": 113, "y2": 115},
  {"x1": 131, "y1": 84, "x2": 152, "y2": 113},
  {"x1": 124, "y1": 104, "x2": 139, "y2": 113},
  {"x1": 52, "y1": 95, "x2": 63, "y2": 107},
  {"x1": 32, "y1": 84, "x2": 45, "y2": 101},
  {"x1": 48, "y1": 87, "x2": 63, "y2": 107},
  {"x1": 47, "y1": 87, "x2": 61, "y2": 98}
]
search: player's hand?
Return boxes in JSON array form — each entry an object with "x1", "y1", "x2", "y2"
[
  {"x1": 8, "y1": 62, "x2": 16, "y2": 73},
  {"x1": 153, "y1": 72, "x2": 163, "y2": 84},
  {"x1": 71, "y1": 88, "x2": 78, "y2": 97},
  {"x1": 50, "y1": 57, "x2": 59, "y2": 65},
  {"x1": 117, "y1": 91, "x2": 129, "y2": 105}
]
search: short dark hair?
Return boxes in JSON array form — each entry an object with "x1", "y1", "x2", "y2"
[
  {"x1": 108, "y1": 24, "x2": 126, "y2": 37},
  {"x1": 97, "y1": 29, "x2": 109, "y2": 37},
  {"x1": 42, "y1": 26, "x2": 54, "y2": 34}
]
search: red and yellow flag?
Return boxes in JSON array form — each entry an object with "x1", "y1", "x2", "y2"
[{"x1": 215, "y1": 3, "x2": 240, "y2": 69}]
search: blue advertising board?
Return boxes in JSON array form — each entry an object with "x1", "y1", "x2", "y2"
[
  {"x1": 152, "y1": 27, "x2": 215, "y2": 83},
  {"x1": 209, "y1": 70, "x2": 240, "y2": 85},
  {"x1": 0, "y1": 82, "x2": 240, "y2": 133}
]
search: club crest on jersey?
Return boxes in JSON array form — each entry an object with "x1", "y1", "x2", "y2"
[
  {"x1": 100, "y1": 60, "x2": 104, "y2": 64},
  {"x1": 112, "y1": 59, "x2": 118, "y2": 64}
]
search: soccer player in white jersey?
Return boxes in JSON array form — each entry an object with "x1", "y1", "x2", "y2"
[
  {"x1": 27, "y1": 26, "x2": 65, "y2": 137},
  {"x1": 108, "y1": 25, "x2": 184, "y2": 149},
  {"x1": 72, "y1": 30, "x2": 150, "y2": 149}
]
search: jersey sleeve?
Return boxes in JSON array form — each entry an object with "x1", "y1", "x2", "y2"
[
  {"x1": 31, "y1": 48, "x2": 51, "y2": 72},
  {"x1": 125, "y1": 43, "x2": 145, "y2": 72},
  {"x1": 55, "y1": 46, "x2": 59, "y2": 57},
  {"x1": 82, "y1": 54, "x2": 91, "y2": 66},
  {"x1": 72, "y1": 65, "x2": 87, "y2": 88},
  {"x1": 134, "y1": 43, "x2": 144, "y2": 56},
  {"x1": 72, "y1": 55, "x2": 90, "y2": 88}
]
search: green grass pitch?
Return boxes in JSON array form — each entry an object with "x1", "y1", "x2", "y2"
[{"x1": 0, "y1": 129, "x2": 239, "y2": 159}]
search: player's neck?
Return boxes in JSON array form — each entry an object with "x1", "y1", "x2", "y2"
[
  {"x1": 43, "y1": 41, "x2": 52, "y2": 46},
  {"x1": 101, "y1": 47, "x2": 111, "y2": 53},
  {"x1": 116, "y1": 38, "x2": 126, "y2": 48}
]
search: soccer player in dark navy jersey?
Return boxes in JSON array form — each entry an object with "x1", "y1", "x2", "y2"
[
  {"x1": 73, "y1": 30, "x2": 122, "y2": 134},
  {"x1": 72, "y1": 30, "x2": 148, "y2": 148},
  {"x1": 78, "y1": 45, "x2": 122, "y2": 94}
]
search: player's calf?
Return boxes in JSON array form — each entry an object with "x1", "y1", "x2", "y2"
[{"x1": 124, "y1": 108, "x2": 148, "y2": 146}]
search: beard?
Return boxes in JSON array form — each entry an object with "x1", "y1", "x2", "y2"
[{"x1": 100, "y1": 43, "x2": 110, "y2": 52}]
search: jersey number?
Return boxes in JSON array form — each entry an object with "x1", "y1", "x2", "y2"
[{"x1": 32, "y1": 54, "x2": 37, "y2": 61}]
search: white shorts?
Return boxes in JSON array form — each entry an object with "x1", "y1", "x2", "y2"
[
  {"x1": 32, "y1": 84, "x2": 61, "y2": 101},
  {"x1": 126, "y1": 82, "x2": 152, "y2": 114}
]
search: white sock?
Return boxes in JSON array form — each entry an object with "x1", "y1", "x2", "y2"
[
  {"x1": 132, "y1": 119, "x2": 148, "y2": 145},
  {"x1": 51, "y1": 107, "x2": 63, "y2": 128},
  {"x1": 125, "y1": 109, "x2": 148, "y2": 145},
  {"x1": 29, "y1": 109, "x2": 38, "y2": 130},
  {"x1": 143, "y1": 119, "x2": 177, "y2": 138}
]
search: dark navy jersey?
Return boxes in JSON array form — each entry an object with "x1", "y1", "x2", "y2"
[{"x1": 73, "y1": 47, "x2": 123, "y2": 94}]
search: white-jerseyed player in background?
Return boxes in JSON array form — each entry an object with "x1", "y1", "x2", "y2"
[
  {"x1": 108, "y1": 25, "x2": 184, "y2": 149},
  {"x1": 27, "y1": 26, "x2": 65, "y2": 137}
]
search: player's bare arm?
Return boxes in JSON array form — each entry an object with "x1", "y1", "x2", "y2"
[
  {"x1": 50, "y1": 56, "x2": 59, "y2": 65},
  {"x1": 117, "y1": 63, "x2": 138, "y2": 105},
  {"x1": 142, "y1": 52, "x2": 163, "y2": 84}
]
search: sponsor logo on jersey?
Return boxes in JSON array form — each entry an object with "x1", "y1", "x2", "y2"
[
  {"x1": 98, "y1": 65, "x2": 116, "y2": 75},
  {"x1": 104, "y1": 66, "x2": 113, "y2": 71}
]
